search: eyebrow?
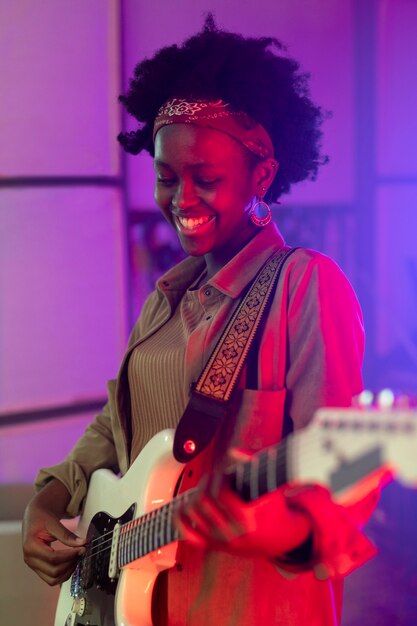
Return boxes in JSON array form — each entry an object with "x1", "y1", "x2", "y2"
[{"x1": 154, "y1": 159, "x2": 217, "y2": 169}]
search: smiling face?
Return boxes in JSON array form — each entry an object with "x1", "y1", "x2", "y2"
[{"x1": 154, "y1": 124, "x2": 263, "y2": 270}]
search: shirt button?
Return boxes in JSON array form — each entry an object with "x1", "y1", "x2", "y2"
[
  {"x1": 206, "y1": 315, "x2": 212, "y2": 321},
  {"x1": 204, "y1": 288, "x2": 212, "y2": 297},
  {"x1": 162, "y1": 280, "x2": 169, "y2": 287}
]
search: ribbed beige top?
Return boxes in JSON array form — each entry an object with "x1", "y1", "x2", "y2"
[{"x1": 129, "y1": 273, "x2": 221, "y2": 462}]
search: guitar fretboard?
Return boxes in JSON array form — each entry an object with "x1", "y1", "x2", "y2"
[
  {"x1": 118, "y1": 494, "x2": 185, "y2": 567},
  {"x1": 117, "y1": 438, "x2": 289, "y2": 567}
]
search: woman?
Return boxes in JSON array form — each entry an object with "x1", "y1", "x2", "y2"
[{"x1": 22, "y1": 17, "x2": 376, "y2": 626}]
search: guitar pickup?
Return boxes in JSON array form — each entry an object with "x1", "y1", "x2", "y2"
[{"x1": 108, "y1": 522, "x2": 121, "y2": 580}]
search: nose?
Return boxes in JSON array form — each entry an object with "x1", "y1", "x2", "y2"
[{"x1": 172, "y1": 180, "x2": 198, "y2": 210}]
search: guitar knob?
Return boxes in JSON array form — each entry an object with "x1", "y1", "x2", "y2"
[
  {"x1": 71, "y1": 596, "x2": 90, "y2": 617},
  {"x1": 65, "y1": 613, "x2": 76, "y2": 626}
]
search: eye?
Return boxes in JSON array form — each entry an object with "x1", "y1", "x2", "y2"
[
  {"x1": 196, "y1": 178, "x2": 220, "y2": 187},
  {"x1": 156, "y1": 177, "x2": 176, "y2": 187}
]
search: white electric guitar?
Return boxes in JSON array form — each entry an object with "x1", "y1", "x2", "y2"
[{"x1": 55, "y1": 403, "x2": 417, "y2": 626}]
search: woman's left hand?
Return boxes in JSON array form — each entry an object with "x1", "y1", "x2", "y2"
[{"x1": 176, "y1": 475, "x2": 312, "y2": 560}]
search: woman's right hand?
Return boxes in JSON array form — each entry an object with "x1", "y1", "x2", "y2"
[{"x1": 22, "y1": 479, "x2": 86, "y2": 586}]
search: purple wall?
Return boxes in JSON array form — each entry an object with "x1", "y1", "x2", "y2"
[
  {"x1": 0, "y1": 0, "x2": 128, "y2": 480},
  {"x1": 1, "y1": 1, "x2": 416, "y2": 624}
]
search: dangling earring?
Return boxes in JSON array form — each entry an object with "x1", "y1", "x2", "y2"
[{"x1": 250, "y1": 191, "x2": 272, "y2": 227}]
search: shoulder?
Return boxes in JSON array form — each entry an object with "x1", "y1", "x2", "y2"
[
  {"x1": 279, "y1": 247, "x2": 362, "y2": 323},
  {"x1": 284, "y1": 247, "x2": 356, "y2": 295},
  {"x1": 286, "y1": 247, "x2": 347, "y2": 276}
]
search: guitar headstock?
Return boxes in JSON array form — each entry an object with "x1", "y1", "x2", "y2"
[{"x1": 310, "y1": 390, "x2": 417, "y2": 489}]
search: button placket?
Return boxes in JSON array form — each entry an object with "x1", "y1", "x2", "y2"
[{"x1": 201, "y1": 288, "x2": 224, "y2": 323}]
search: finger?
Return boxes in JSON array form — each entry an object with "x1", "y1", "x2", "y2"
[
  {"x1": 24, "y1": 536, "x2": 84, "y2": 564},
  {"x1": 35, "y1": 561, "x2": 78, "y2": 587},
  {"x1": 182, "y1": 496, "x2": 244, "y2": 544},
  {"x1": 42, "y1": 519, "x2": 86, "y2": 547},
  {"x1": 202, "y1": 486, "x2": 250, "y2": 536},
  {"x1": 175, "y1": 515, "x2": 208, "y2": 548},
  {"x1": 202, "y1": 495, "x2": 245, "y2": 539},
  {"x1": 25, "y1": 551, "x2": 80, "y2": 584}
]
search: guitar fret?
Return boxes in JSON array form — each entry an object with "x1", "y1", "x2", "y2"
[
  {"x1": 127, "y1": 523, "x2": 132, "y2": 564},
  {"x1": 120, "y1": 528, "x2": 126, "y2": 566},
  {"x1": 123, "y1": 524, "x2": 128, "y2": 565},
  {"x1": 150, "y1": 513, "x2": 154, "y2": 553},
  {"x1": 153, "y1": 509, "x2": 160, "y2": 551},
  {"x1": 235, "y1": 461, "x2": 244, "y2": 495},
  {"x1": 125, "y1": 524, "x2": 130, "y2": 566},
  {"x1": 149, "y1": 511, "x2": 155, "y2": 553},
  {"x1": 173, "y1": 499, "x2": 181, "y2": 540},
  {"x1": 242, "y1": 462, "x2": 252, "y2": 501},
  {"x1": 276, "y1": 438, "x2": 288, "y2": 487},
  {"x1": 152, "y1": 509, "x2": 158, "y2": 552},
  {"x1": 134, "y1": 520, "x2": 139, "y2": 561},
  {"x1": 147, "y1": 515, "x2": 151, "y2": 554},
  {"x1": 143, "y1": 513, "x2": 149, "y2": 554},
  {"x1": 118, "y1": 527, "x2": 123, "y2": 567},
  {"x1": 249, "y1": 454, "x2": 260, "y2": 500},
  {"x1": 167, "y1": 503, "x2": 173, "y2": 544},
  {"x1": 159, "y1": 505, "x2": 166, "y2": 548},
  {"x1": 266, "y1": 446, "x2": 278, "y2": 492},
  {"x1": 129, "y1": 522, "x2": 135, "y2": 561},
  {"x1": 257, "y1": 451, "x2": 270, "y2": 496},
  {"x1": 139, "y1": 514, "x2": 145, "y2": 558},
  {"x1": 124, "y1": 524, "x2": 129, "y2": 566},
  {"x1": 144, "y1": 516, "x2": 149, "y2": 557},
  {"x1": 148, "y1": 513, "x2": 153, "y2": 553},
  {"x1": 126, "y1": 523, "x2": 131, "y2": 565}
]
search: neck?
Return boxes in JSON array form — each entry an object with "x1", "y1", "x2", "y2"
[{"x1": 204, "y1": 226, "x2": 259, "y2": 279}]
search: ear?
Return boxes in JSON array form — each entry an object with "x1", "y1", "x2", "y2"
[{"x1": 252, "y1": 158, "x2": 279, "y2": 198}]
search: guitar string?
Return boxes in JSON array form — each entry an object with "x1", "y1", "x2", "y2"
[
  {"x1": 72, "y1": 434, "x2": 303, "y2": 567},
  {"x1": 79, "y1": 488, "x2": 195, "y2": 564},
  {"x1": 75, "y1": 417, "x2": 392, "y2": 568},
  {"x1": 75, "y1": 495, "x2": 186, "y2": 567},
  {"x1": 72, "y1": 423, "x2": 365, "y2": 568},
  {"x1": 82, "y1": 431, "x2": 300, "y2": 554}
]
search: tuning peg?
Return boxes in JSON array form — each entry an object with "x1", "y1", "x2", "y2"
[
  {"x1": 396, "y1": 393, "x2": 415, "y2": 408},
  {"x1": 376, "y1": 388, "x2": 395, "y2": 408},
  {"x1": 354, "y1": 390, "x2": 374, "y2": 408}
]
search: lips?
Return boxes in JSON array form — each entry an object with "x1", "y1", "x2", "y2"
[
  {"x1": 177, "y1": 215, "x2": 212, "y2": 229},
  {"x1": 174, "y1": 213, "x2": 215, "y2": 235}
]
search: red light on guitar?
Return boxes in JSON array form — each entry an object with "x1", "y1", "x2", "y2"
[{"x1": 183, "y1": 440, "x2": 197, "y2": 455}]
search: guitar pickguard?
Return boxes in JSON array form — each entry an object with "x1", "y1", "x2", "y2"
[
  {"x1": 62, "y1": 505, "x2": 135, "y2": 626},
  {"x1": 55, "y1": 430, "x2": 184, "y2": 626}
]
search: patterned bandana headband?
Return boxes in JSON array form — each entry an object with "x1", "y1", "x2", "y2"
[{"x1": 153, "y1": 98, "x2": 274, "y2": 159}]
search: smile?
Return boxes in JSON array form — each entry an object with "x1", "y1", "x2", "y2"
[{"x1": 176, "y1": 215, "x2": 214, "y2": 231}]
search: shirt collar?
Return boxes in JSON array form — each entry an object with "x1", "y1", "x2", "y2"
[
  {"x1": 208, "y1": 222, "x2": 286, "y2": 298},
  {"x1": 157, "y1": 222, "x2": 286, "y2": 299}
]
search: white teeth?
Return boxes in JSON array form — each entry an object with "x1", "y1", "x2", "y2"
[{"x1": 177, "y1": 215, "x2": 211, "y2": 230}]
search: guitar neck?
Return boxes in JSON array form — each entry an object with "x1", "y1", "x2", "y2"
[
  {"x1": 226, "y1": 438, "x2": 290, "y2": 502},
  {"x1": 117, "y1": 490, "x2": 192, "y2": 568},
  {"x1": 117, "y1": 404, "x2": 416, "y2": 568},
  {"x1": 117, "y1": 438, "x2": 291, "y2": 567}
]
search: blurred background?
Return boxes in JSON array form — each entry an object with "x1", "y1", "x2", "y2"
[{"x1": 0, "y1": 1, "x2": 416, "y2": 624}]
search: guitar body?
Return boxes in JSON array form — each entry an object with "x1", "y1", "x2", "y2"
[
  {"x1": 55, "y1": 429, "x2": 183, "y2": 626},
  {"x1": 54, "y1": 404, "x2": 417, "y2": 626}
]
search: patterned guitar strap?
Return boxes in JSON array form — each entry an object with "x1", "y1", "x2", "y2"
[{"x1": 173, "y1": 246, "x2": 298, "y2": 462}]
